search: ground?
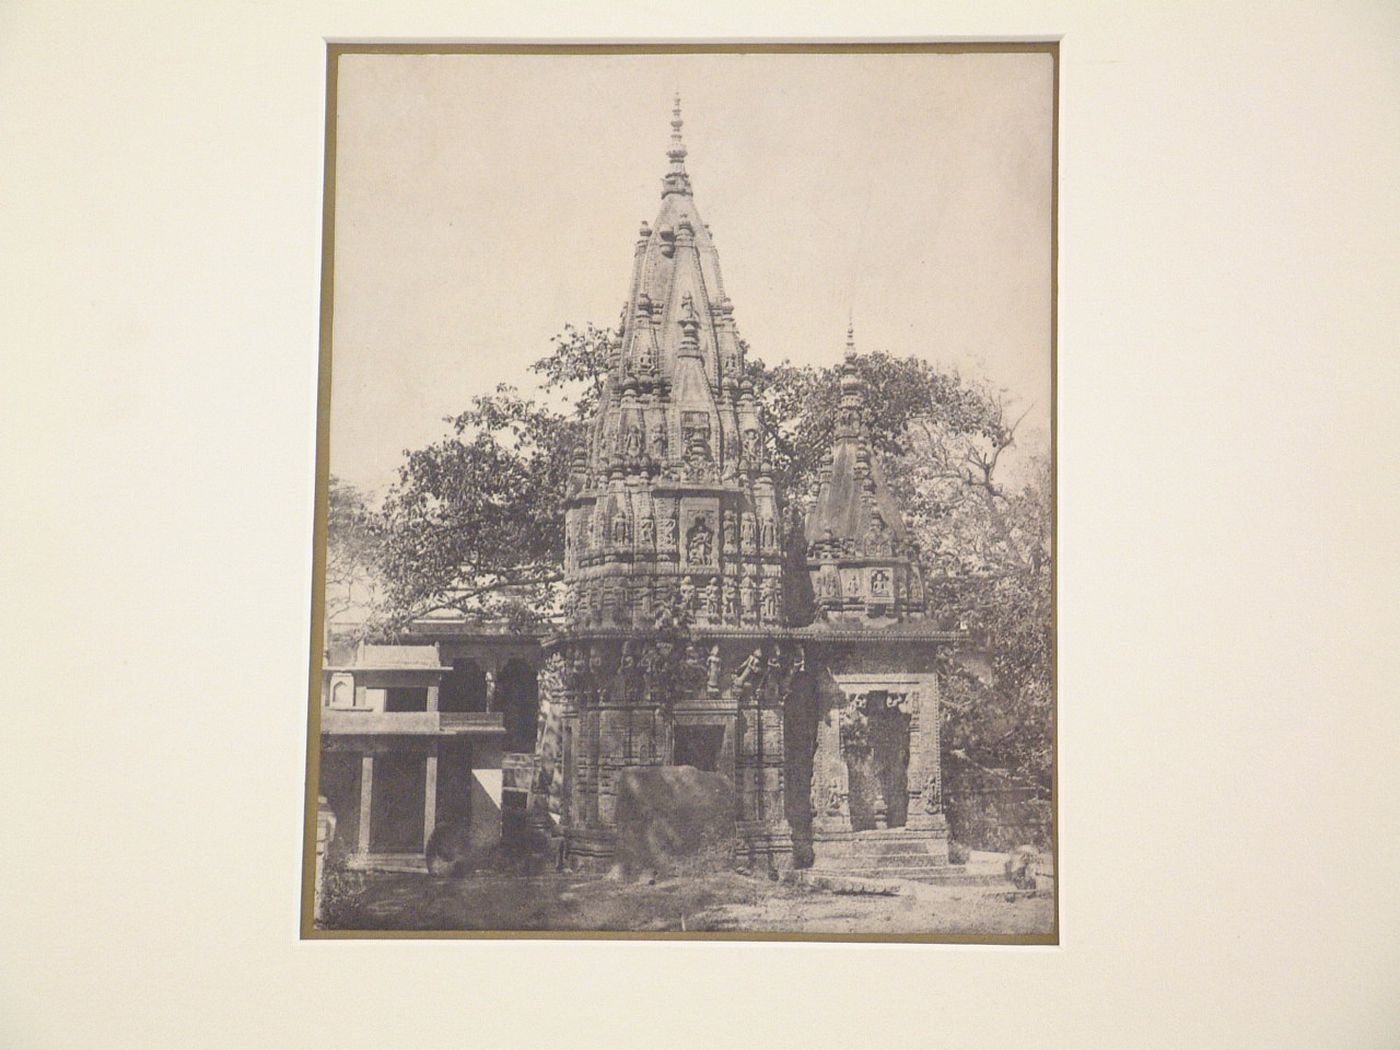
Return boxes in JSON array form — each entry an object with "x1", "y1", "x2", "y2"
[{"x1": 324, "y1": 866, "x2": 1055, "y2": 938}]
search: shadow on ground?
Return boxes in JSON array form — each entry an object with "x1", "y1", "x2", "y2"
[{"x1": 330, "y1": 870, "x2": 1053, "y2": 937}]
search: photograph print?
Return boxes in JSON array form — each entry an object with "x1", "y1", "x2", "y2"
[{"x1": 304, "y1": 42, "x2": 1056, "y2": 942}]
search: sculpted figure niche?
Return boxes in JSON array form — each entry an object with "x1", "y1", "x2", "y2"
[{"x1": 686, "y1": 515, "x2": 713, "y2": 566}]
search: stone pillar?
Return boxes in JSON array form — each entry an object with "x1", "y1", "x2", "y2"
[
  {"x1": 426, "y1": 684, "x2": 440, "y2": 713},
  {"x1": 357, "y1": 753, "x2": 373, "y2": 855},
  {"x1": 811, "y1": 692, "x2": 851, "y2": 833},
  {"x1": 904, "y1": 676, "x2": 943, "y2": 832},
  {"x1": 423, "y1": 748, "x2": 438, "y2": 848}
]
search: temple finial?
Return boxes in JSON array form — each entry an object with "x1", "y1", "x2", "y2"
[
  {"x1": 662, "y1": 92, "x2": 692, "y2": 197},
  {"x1": 845, "y1": 315, "x2": 856, "y2": 361},
  {"x1": 669, "y1": 93, "x2": 686, "y2": 163}
]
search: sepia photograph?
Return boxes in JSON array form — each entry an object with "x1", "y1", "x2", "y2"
[
  {"x1": 304, "y1": 42, "x2": 1056, "y2": 940},
  {"x1": 10, "y1": 2, "x2": 1400, "y2": 1044}
]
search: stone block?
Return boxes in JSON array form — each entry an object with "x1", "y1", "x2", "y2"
[{"x1": 613, "y1": 765, "x2": 737, "y2": 879}]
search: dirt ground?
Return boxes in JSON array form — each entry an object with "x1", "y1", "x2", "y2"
[{"x1": 330, "y1": 869, "x2": 1054, "y2": 938}]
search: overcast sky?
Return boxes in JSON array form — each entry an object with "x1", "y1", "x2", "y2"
[{"x1": 329, "y1": 50, "x2": 1053, "y2": 496}]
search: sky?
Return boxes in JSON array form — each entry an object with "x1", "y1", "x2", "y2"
[{"x1": 328, "y1": 49, "x2": 1054, "y2": 497}]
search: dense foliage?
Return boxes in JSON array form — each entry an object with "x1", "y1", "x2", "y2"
[{"x1": 325, "y1": 325, "x2": 1052, "y2": 793}]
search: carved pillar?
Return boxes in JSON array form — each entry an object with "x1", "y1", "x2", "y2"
[
  {"x1": 811, "y1": 691, "x2": 851, "y2": 833},
  {"x1": 904, "y1": 676, "x2": 942, "y2": 831}
]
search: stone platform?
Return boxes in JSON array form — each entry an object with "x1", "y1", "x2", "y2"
[{"x1": 809, "y1": 827, "x2": 959, "y2": 883}]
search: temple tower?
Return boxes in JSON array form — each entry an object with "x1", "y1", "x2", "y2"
[
  {"x1": 535, "y1": 105, "x2": 956, "y2": 878},
  {"x1": 562, "y1": 95, "x2": 784, "y2": 633},
  {"x1": 542, "y1": 100, "x2": 792, "y2": 870},
  {"x1": 805, "y1": 324, "x2": 928, "y2": 624}
]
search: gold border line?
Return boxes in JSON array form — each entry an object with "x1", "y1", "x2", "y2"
[{"x1": 299, "y1": 39, "x2": 1060, "y2": 945}]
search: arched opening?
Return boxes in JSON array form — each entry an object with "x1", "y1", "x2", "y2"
[
  {"x1": 498, "y1": 659, "x2": 539, "y2": 753},
  {"x1": 439, "y1": 659, "x2": 487, "y2": 713}
]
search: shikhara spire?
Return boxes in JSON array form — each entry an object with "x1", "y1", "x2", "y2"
[
  {"x1": 562, "y1": 99, "x2": 783, "y2": 631},
  {"x1": 806, "y1": 325, "x2": 926, "y2": 622}
]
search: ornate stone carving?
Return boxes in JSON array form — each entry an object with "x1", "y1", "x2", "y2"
[
  {"x1": 701, "y1": 576, "x2": 719, "y2": 621},
  {"x1": 864, "y1": 511, "x2": 892, "y2": 556},
  {"x1": 759, "y1": 517, "x2": 776, "y2": 551},
  {"x1": 740, "y1": 513, "x2": 756, "y2": 551},
  {"x1": 741, "y1": 427, "x2": 761, "y2": 461},
  {"x1": 541, "y1": 650, "x2": 567, "y2": 697},
  {"x1": 923, "y1": 775, "x2": 941, "y2": 813},
  {"x1": 814, "y1": 780, "x2": 843, "y2": 816},
  {"x1": 740, "y1": 574, "x2": 758, "y2": 623},
  {"x1": 611, "y1": 510, "x2": 630, "y2": 546},
  {"x1": 685, "y1": 515, "x2": 713, "y2": 565},
  {"x1": 760, "y1": 578, "x2": 781, "y2": 623},
  {"x1": 657, "y1": 512, "x2": 677, "y2": 549},
  {"x1": 733, "y1": 648, "x2": 764, "y2": 694}
]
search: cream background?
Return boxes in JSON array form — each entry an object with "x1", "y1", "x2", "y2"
[
  {"x1": 328, "y1": 50, "x2": 1053, "y2": 495},
  {"x1": 3, "y1": 4, "x2": 1399, "y2": 1050}
]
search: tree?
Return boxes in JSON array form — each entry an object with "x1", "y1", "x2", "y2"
[
  {"x1": 325, "y1": 476, "x2": 382, "y2": 623},
  {"x1": 751, "y1": 352, "x2": 1052, "y2": 793},
  {"x1": 365, "y1": 325, "x2": 610, "y2": 632},
  {"x1": 920, "y1": 455, "x2": 1053, "y2": 795},
  {"x1": 341, "y1": 324, "x2": 1052, "y2": 793}
]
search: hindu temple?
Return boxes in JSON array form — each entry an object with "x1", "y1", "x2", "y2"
[{"x1": 534, "y1": 98, "x2": 959, "y2": 877}]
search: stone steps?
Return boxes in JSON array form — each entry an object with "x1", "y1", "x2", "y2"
[
  {"x1": 806, "y1": 865, "x2": 1005, "y2": 886},
  {"x1": 814, "y1": 851, "x2": 945, "y2": 869}
]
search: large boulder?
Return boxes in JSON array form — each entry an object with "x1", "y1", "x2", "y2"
[
  {"x1": 614, "y1": 766, "x2": 737, "y2": 879},
  {"x1": 426, "y1": 821, "x2": 474, "y2": 877}
]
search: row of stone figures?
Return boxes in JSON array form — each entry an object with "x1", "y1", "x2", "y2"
[
  {"x1": 598, "y1": 419, "x2": 771, "y2": 482},
  {"x1": 814, "y1": 770, "x2": 943, "y2": 819},
  {"x1": 564, "y1": 571, "x2": 783, "y2": 628},
  {"x1": 807, "y1": 509, "x2": 901, "y2": 560},
  {"x1": 568, "y1": 509, "x2": 780, "y2": 566},
  {"x1": 540, "y1": 637, "x2": 808, "y2": 709},
  {"x1": 813, "y1": 562, "x2": 914, "y2": 606}
]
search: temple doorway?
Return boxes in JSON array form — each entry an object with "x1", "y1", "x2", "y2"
[
  {"x1": 844, "y1": 692, "x2": 911, "y2": 831},
  {"x1": 369, "y1": 752, "x2": 427, "y2": 852},
  {"x1": 672, "y1": 723, "x2": 725, "y2": 772}
]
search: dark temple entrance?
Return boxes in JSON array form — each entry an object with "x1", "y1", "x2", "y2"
[
  {"x1": 845, "y1": 692, "x2": 911, "y2": 831},
  {"x1": 672, "y1": 723, "x2": 725, "y2": 772}
]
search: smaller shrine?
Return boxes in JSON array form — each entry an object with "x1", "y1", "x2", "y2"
[{"x1": 798, "y1": 325, "x2": 950, "y2": 878}]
